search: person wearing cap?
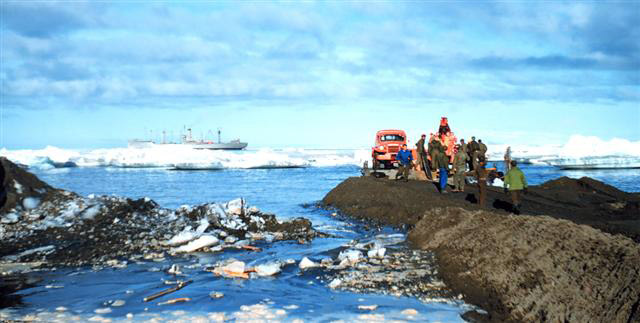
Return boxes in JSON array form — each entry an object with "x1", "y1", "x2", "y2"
[
  {"x1": 452, "y1": 145, "x2": 468, "y2": 192},
  {"x1": 459, "y1": 138, "x2": 467, "y2": 155},
  {"x1": 466, "y1": 156, "x2": 488, "y2": 207},
  {"x1": 503, "y1": 160, "x2": 528, "y2": 214},
  {"x1": 415, "y1": 134, "x2": 427, "y2": 171},
  {"x1": 395, "y1": 144, "x2": 413, "y2": 182}
]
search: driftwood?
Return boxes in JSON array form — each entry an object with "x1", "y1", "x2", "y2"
[
  {"x1": 143, "y1": 280, "x2": 192, "y2": 302},
  {"x1": 158, "y1": 297, "x2": 191, "y2": 305}
]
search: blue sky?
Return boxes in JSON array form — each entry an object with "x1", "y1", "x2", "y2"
[{"x1": 1, "y1": 1, "x2": 639, "y2": 149}]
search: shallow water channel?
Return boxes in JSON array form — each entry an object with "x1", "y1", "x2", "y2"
[{"x1": 2, "y1": 166, "x2": 470, "y2": 322}]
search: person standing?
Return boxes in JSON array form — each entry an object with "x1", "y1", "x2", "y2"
[
  {"x1": 415, "y1": 134, "x2": 427, "y2": 170},
  {"x1": 467, "y1": 136, "x2": 479, "y2": 171},
  {"x1": 459, "y1": 138, "x2": 467, "y2": 156},
  {"x1": 466, "y1": 157, "x2": 488, "y2": 207},
  {"x1": 478, "y1": 139, "x2": 488, "y2": 160},
  {"x1": 504, "y1": 160, "x2": 528, "y2": 214},
  {"x1": 452, "y1": 145, "x2": 468, "y2": 192},
  {"x1": 395, "y1": 144, "x2": 413, "y2": 182},
  {"x1": 436, "y1": 148, "x2": 450, "y2": 193},
  {"x1": 430, "y1": 136, "x2": 443, "y2": 171}
]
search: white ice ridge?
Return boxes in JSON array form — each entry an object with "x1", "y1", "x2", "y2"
[
  {"x1": 2, "y1": 135, "x2": 639, "y2": 169},
  {"x1": 0, "y1": 146, "x2": 370, "y2": 169},
  {"x1": 486, "y1": 135, "x2": 640, "y2": 168}
]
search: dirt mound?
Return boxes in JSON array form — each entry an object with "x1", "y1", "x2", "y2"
[
  {"x1": 407, "y1": 207, "x2": 640, "y2": 322},
  {"x1": 322, "y1": 177, "x2": 477, "y2": 227},
  {"x1": 322, "y1": 176, "x2": 640, "y2": 242},
  {"x1": 1, "y1": 157, "x2": 56, "y2": 214},
  {"x1": 539, "y1": 176, "x2": 630, "y2": 199}
]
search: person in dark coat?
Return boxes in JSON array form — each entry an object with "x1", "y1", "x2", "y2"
[
  {"x1": 430, "y1": 137, "x2": 443, "y2": 170},
  {"x1": 415, "y1": 134, "x2": 427, "y2": 171},
  {"x1": 467, "y1": 136, "x2": 480, "y2": 171},
  {"x1": 466, "y1": 157, "x2": 488, "y2": 208}
]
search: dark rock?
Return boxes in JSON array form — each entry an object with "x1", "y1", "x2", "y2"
[
  {"x1": 1, "y1": 157, "x2": 56, "y2": 214},
  {"x1": 0, "y1": 273, "x2": 41, "y2": 308}
]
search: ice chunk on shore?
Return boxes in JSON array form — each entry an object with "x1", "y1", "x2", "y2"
[
  {"x1": 213, "y1": 260, "x2": 248, "y2": 278},
  {"x1": 166, "y1": 230, "x2": 198, "y2": 246},
  {"x1": 166, "y1": 218, "x2": 210, "y2": 246},
  {"x1": 172, "y1": 235, "x2": 219, "y2": 253},
  {"x1": 338, "y1": 249, "x2": 363, "y2": 264},
  {"x1": 254, "y1": 262, "x2": 282, "y2": 276},
  {"x1": 299, "y1": 257, "x2": 319, "y2": 270},
  {"x1": 195, "y1": 217, "x2": 210, "y2": 234},
  {"x1": 81, "y1": 204, "x2": 101, "y2": 220},
  {"x1": 367, "y1": 245, "x2": 386, "y2": 259},
  {"x1": 492, "y1": 178, "x2": 504, "y2": 188},
  {"x1": 328, "y1": 278, "x2": 342, "y2": 289},
  {"x1": 22, "y1": 197, "x2": 40, "y2": 210},
  {"x1": 226, "y1": 198, "x2": 244, "y2": 215},
  {"x1": 1, "y1": 213, "x2": 19, "y2": 224}
]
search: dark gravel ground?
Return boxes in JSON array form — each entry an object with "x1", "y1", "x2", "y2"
[
  {"x1": 323, "y1": 175, "x2": 640, "y2": 242},
  {"x1": 322, "y1": 175, "x2": 640, "y2": 322}
]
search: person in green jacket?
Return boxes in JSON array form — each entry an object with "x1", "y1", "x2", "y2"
[
  {"x1": 416, "y1": 134, "x2": 427, "y2": 169},
  {"x1": 503, "y1": 160, "x2": 528, "y2": 214},
  {"x1": 452, "y1": 146, "x2": 468, "y2": 192}
]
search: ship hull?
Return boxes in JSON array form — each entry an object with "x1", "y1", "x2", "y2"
[
  {"x1": 191, "y1": 142, "x2": 248, "y2": 150},
  {"x1": 128, "y1": 141, "x2": 248, "y2": 150}
]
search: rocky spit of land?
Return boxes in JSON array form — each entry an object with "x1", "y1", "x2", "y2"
[{"x1": 323, "y1": 175, "x2": 640, "y2": 322}]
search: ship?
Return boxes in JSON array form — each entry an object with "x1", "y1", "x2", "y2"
[{"x1": 128, "y1": 128, "x2": 248, "y2": 150}]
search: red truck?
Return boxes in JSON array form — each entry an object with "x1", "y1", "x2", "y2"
[{"x1": 371, "y1": 129, "x2": 411, "y2": 169}]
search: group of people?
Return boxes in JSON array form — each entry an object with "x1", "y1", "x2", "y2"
[{"x1": 393, "y1": 134, "x2": 527, "y2": 214}]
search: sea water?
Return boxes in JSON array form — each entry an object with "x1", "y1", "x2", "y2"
[{"x1": 1, "y1": 148, "x2": 639, "y2": 322}]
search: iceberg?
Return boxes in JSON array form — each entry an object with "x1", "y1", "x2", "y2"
[{"x1": 488, "y1": 135, "x2": 640, "y2": 169}]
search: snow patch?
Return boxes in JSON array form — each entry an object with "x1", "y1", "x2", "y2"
[
  {"x1": 1, "y1": 213, "x2": 19, "y2": 224},
  {"x1": 81, "y1": 204, "x2": 102, "y2": 220},
  {"x1": 13, "y1": 180, "x2": 23, "y2": 194}
]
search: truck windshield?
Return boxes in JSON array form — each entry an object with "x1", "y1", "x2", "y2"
[{"x1": 380, "y1": 135, "x2": 404, "y2": 141}]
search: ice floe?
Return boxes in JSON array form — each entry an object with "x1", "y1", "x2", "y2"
[{"x1": 3, "y1": 135, "x2": 640, "y2": 170}]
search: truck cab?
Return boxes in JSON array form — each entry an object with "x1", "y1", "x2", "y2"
[{"x1": 371, "y1": 129, "x2": 409, "y2": 169}]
